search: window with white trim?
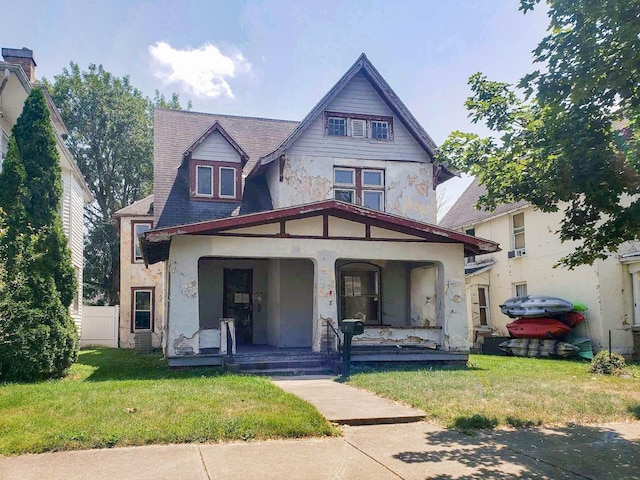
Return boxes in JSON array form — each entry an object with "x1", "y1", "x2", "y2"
[
  {"x1": 327, "y1": 117, "x2": 346, "y2": 136},
  {"x1": 196, "y1": 165, "x2": 213, "y2": 197},
  {"x1": 219, "y1": 167, "x2": 236, "y2": 198},
  {"x1": 132, "y1": 221, "x2": 152, "y2": 263},
  {"x1": 514, "y1": 282, "x2": 528, "y2": 297},
  {"x1": 324, "y1": 112, "x2": 393, "y2": 140},
  {"x1": 133, "y1": 289, "x2": 153, "y2": 331},
  {"x1": 370, "y1": 120, "x2": 389, "y2": 140},
  {"x1": 333, "y1": 167, "x2": 385, "y2": 211},
  {"x1": 361, "y1": 169, "x2": 384, "y2": 211},
  {"x1": 478, "y1": 285, "x2": 490, "y2": 326},
  {"x1": 334, "y1": 168, "x2": 356, "y2": 204},
  {"x1": 512, "y1": 212, "x2": 525, "y2": 250}
]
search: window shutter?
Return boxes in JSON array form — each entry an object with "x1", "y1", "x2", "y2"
[{"x1": 351, "y1": 119, "x2": 366, "y2": 138}]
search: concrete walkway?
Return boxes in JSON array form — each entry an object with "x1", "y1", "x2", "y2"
[
  {"x1": 2, "y1": 421, "x2": 639, "y2": 479},
  {"x1": 272, "y1": 375, "x2": 425, "y2": 425},
  {"x1": 2, "y1": 378, "x2": 639, "y2": 479}
]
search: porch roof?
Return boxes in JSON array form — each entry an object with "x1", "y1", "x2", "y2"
[{"x1": 142, "y1": 199, "x2": 500, "y2": 264}]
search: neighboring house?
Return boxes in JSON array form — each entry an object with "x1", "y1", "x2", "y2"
[
  {"x1": 127, "y1": 54, "x2": 498, "y2": 367},
  {"x1": 440, "y1": 178, "x2": 640, "y2": 358},
  {"x1": 0, "y1": 47, "x2": 93, "y2": 331},
  {"x1": 114, "y1": 195, "x2": 164, "y2": 348}
]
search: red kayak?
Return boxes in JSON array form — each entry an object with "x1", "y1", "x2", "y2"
[
  {"x1": 506, "y1": 318, "x2": 571, "y2": 339},
  {"x1": 558, "y1": 311, "x2": 586, "y2": 328}
]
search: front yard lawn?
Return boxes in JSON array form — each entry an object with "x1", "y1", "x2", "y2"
[
  {"x1": 0, "y1": 348, "x2": 335, "y2": 455},
  {"x1": 348, "y1": 354, "x2": 640, "y2": 430}
]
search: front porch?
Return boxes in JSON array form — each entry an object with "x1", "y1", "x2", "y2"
[{"x1": 143, "y1": 201, "x2": 499, "y2": 371}]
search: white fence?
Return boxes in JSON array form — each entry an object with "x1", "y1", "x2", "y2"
[{"x1": 81, "y1": 305, "x2": 119, "y2": 348}]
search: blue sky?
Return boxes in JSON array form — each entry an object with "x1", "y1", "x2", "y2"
[{"x1": 2, "y1": 0, "x2": 549, "y2": 210}]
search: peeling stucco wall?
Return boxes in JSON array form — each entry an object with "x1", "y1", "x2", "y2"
[
  {"x1": 351, "y1": 326, "x2": 441, "y2": 347},
  {"x1": 267, "y1": 155, "x2": 436, "y2": 223},
  {"x1": 165, "y1": 230, "x2": 467, "y2": 355},
  {"x1": 410, "y1": 265, "x2": 438, "y2": 327},
  {"x1": 119, "y1": 215, "x2": 165, "y2": 348}
]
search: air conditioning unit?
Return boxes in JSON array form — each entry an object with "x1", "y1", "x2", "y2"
[{"x1": 508, "y1": 248, "x2": 527, "y2": 258}]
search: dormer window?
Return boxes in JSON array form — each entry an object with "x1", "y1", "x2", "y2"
[
  {"x1": 191, "y1": 162, "x2": 241, "y2": 201},
  {"x1": 196, "y1": 165, "x2": 214, "y2": 197},
  {"x1": 184, "y1": 121, "x2": 248, "y2": 203},
  {"x1": 324, "y1": 112, "x2": 393, "y2": 140},
  {"x1": 219, "y1": 167, "x2": 236, "y2": 198}
]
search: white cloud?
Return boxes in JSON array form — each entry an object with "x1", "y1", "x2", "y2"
[{"x1": 148, "y1": 41, "x2": 251, "y2": 99}]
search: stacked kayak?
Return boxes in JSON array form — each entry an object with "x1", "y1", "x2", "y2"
[{"x1": 498, "y1": 295, "x2": 590, "y2": 358}]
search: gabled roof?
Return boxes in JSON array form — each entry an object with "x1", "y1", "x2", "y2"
[
  {"x1": 114, "y1": 195, "x2": 154, "y2": 217},
  {"x1": 143, "y1": 199, "x2": 500, "y2": 264},
  {"x1": 439, "y1": 178, "x2": 530, "y2": 230},
  {"x1": 182, "y1": 121, "x2": 249, "y2": 167},
  {"x1": 249, "y1": 53, "x2": 458, "y2": 183},
  {"x1": 153, "y1": 109, "x2": 298, "y2": 228}
]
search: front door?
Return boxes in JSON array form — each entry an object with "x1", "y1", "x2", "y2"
[{"x1": 223, "y1": 268, "x2": 253, "y2": 345}]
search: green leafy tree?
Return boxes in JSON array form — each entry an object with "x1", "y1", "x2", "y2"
[
  {"x1": 0, "y1": 88, "x2": 78, "y2": 382},
  {"x1": 438, "y1": 0, "x2": 640, "y2": 268},
  {"x1": 47, "y1": 64, "x2": 186, "y2": 305}
]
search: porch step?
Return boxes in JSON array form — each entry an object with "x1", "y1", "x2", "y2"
[
  {"x1": 168, "y1": 354, "x2": 224, "y2": 368},
  {"x1": 226, "y1": 351, "x2": 336, "y2": 376},
  {"x1": 240, "y1": 366, "x2": 334, "y2": 376}
]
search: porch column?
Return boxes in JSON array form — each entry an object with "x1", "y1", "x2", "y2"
[{"x1": 313, "y1": 250, "x2": 338, "y2": 351}]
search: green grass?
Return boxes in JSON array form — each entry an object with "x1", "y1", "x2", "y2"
[
  {"x1": 0, "y1": 348, "x2": 335, "y2": 455},
  {"x1": 348, "y1": 354, "x2": 640, "y2": 431}
]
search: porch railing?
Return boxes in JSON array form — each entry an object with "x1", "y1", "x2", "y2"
[{"x1": 325, "y1": 320, "x2": 342, "y2": 354}]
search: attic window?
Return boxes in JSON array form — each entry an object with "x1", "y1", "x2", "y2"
[
  {"x1": 328, "y1": 117, "x2": 346, "y2": 136},
  {"x1": 324, "y1": 112, "x2": 393, "y2": 140},
  {"x1": 370, "y1": 121, "x2": 388, "y2": 140}
]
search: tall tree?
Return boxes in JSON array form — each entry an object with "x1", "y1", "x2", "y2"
[
  {"x1": 438, "y1": 0, "x2": 640, "y2": 268},
  {"x1": 47, "y1": 63, "x2": 152, "y2": 305},
  {"x1": 48, "y1": 64, "x2": 187, "y2": 305},
  {"x1": 0, "y1": 88, "x2": 78, "y2": 382}
]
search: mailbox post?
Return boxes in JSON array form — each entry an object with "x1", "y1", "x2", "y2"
[{"x1": 340, "y1": 319, "x2": 365, "y2": 378}]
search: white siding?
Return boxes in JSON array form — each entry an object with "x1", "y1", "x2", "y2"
[
  {"x1": 288, "y1": 72, "x2": 428, "y2": 162},
  {"x1": 192, "y1": 131, "x2": 241, "y2": 163},
  {"x1": 61, "y1": 167, "x2": 86, "y2": 331}
]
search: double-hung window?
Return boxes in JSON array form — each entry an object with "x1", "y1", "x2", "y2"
[
  {"x1": 219, "y1": 167, "x2": 236, "y2": 198},
  {"x1": 196, "y1": 165, "x2": 214, "y2": 197},
  {"x1": 361, "y1": 169, "x2": 384, "y2": 210},
  {"x1": 132, "y1": 221, "x2": 153, "y2": 263},
  {"x1": 512, "y1": 213, "x2": 525, "y2": 250},
  {"x1": 334, "y1": 168, "x2": 356, "y2": 204},
  {"x1": 334, "y1": 167, "x2": 385, "y2": 211},
  {"x1": 132, "y1": 288, "x2": 154, "y2": 331},
  {"x1": 192, "y1": 162, "x2": 240, "y2": 201}
]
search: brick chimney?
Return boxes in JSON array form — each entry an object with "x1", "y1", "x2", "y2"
[{"x1": 2, "y1": 47, "x2": 37, "y2": 83}]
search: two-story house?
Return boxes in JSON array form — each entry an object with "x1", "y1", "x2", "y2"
[
  {"x1": 0, "y1": 47, "x2": 93, "y2": 332},
  {"x1": 125, "y1": 54, "x2": 499, "y2": 367},
  {"x1": 440, "y1": 178, "x2": 640, "y2": 358}
]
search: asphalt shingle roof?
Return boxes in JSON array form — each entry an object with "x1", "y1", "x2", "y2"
[
  {"x1": 439, "y1": 178, "x2": 529, "y2": 230},
  {"x1": 153, "y1": 108, "x2": 298, "y2": 228},
  {"x1": 114, "y1": 195, "x2": 154, "y2": 217}
]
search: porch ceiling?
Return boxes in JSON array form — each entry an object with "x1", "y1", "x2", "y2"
[{"x1": 142, "y1": 199, "x2": 500, "y2": 264}]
